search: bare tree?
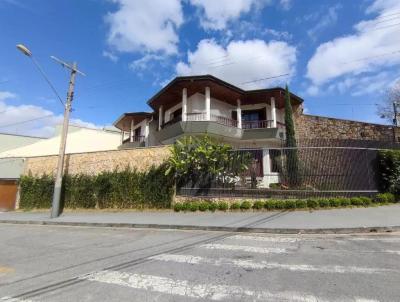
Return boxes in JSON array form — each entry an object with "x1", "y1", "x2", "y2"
[{"x1": 377, "y1": 80, "x2": 400, "y2": 125}]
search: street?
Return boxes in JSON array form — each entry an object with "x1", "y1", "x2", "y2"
[{"x1": 0, "y1": 224, "x2": 399, "y2": 301}]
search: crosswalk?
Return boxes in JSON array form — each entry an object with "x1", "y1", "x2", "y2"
[{"x1": 2, "y1": 233, "x2": 400, "y2": 301}]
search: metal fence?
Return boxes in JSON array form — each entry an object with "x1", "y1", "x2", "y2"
[{"x1": 177, "y1": 140, "x2": 400, "y2": 199}]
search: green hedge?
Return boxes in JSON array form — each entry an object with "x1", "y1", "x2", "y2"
[
  {"x1": 173, "y1": 195, "x2": 396, "y2": 212},
  {"x1": 20, "y1": 165, "x2": 174, "y2": 210},
  {"x1": 377, "y1": 150, "x2": 400, "y2": 195}
]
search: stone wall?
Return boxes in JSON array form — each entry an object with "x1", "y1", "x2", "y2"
[
  {"x1": 23, "y1": 146, "x2": 170, "y2": 177},
  {"x1": 294, "y1": 113, "x2": 397, "y2": 141}
]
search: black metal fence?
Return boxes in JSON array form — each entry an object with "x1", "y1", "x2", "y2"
[{"x1": 177, "y1": 140, "x2": 400, "y2": 199}]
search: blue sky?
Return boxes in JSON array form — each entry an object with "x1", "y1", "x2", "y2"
[{"x1": 0, "y1": 0, "x2": 399, "y2": 136}]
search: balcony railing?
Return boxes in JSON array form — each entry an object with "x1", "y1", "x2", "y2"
[
  {"x1": 242, "y1": 120, "x2": 274, "y2": 129},
  {"x1": 161, "y1": 113, "x2": 283, "y2": 130},
  {"x1": 123, "y1": 135, "x2": 146, "y2": 143}
]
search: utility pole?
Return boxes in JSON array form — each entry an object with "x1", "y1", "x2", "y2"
[
  {"x1": 50, "y1": 59, "x2": 85, "y2": 218},
  {"x1": 16, "y1": 45, "x2": 85, "y2": 218},
  {"x1": 393, "y1": 101, "x2": 399, "y2": 127}
]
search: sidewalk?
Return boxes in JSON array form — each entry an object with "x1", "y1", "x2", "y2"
[{"x1": 1, "y1": 204, "x2": 400, "y2": 234}]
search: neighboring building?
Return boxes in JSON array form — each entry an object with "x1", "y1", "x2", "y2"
[
  {"x1": 0, "y1": 125, "x2": 121, "y2": 210},
  {"x1": 0, "y1": 132, "x2": 45, "y2": 153},
  {"x1": 113, "y1": 74, "x2": 398, "y2": 188},
  {"x1": 0, "y1": 125, "x2": 121, "y2": 158}
]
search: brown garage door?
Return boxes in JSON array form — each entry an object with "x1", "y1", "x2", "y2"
[{"x1": 0, "y1": 180, "x2": 18, "y2": 211}]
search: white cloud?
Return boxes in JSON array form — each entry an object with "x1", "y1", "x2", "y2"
[
  {"x1": 129, "y1": 54, "x2": 164, "y2": 72},
  {"x1": 0, "y1": 91, "x2": 99, "y2": 137},
  {"x1": 176, "y1": 39, "x2": 296, "y2": 89},
  {"x1": 190, "y1": 0, "x2": 269, "y2": 30},
  {"x1": 105, "y1": 0, "x2": 183, "y2": 54},
  {"x1": 102, "y1": 50, "x2": 118, "y2": 62},
  {"x1": 280, "y1": 0, "x2": 292, "y2": 10},
  {"x1": 307, "y1": 4, "x2": 341, "y2": 41},
  {"x1": 306, "y1": 0, "x2": 400, "y2": 87}
]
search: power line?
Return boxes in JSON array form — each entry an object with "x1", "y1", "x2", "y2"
[
  {"x1": 0, "y1": 114, "x2": 54, "y2": 129},
  {"x1": 341, "y1": 49, "x2": 400, "y2": 65},
  {"x1": 367, "y1": 21, "x2": 400, "y2": 32},
  {"x1": 239, "y1": 74, "x2": 290, "y2": 85}
]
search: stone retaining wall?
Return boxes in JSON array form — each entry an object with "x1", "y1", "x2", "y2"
[
  {"x1": 294, "y1": 114, "x2": 397, "y2": 141},
  {"x1": 23, "y1": 146, "x2": 170, "y2": 177}
]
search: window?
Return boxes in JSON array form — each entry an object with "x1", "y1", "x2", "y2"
[
  {"x1": 134, "y1": 127, "x2": 141, "y2": 137},
  {"x1": 170, "y1": 108, "x2": 182, "y2": 121}
]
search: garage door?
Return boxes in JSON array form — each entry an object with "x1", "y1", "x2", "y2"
[{"x1": 0, "y1": 180, "x2": 18, "y2": 211}]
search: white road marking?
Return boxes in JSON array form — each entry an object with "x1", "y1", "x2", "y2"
[
  {"x1": 150, "y1": 253, "x2": 395, "y2": 274},
  {"x1": 1, "y1": 297, "x2": 33, "y2": 302},
  {"x1": 228, "y1": 235, "x2": 299, "y2": 243},
  {"x1": 78, "y1": 270, "x2": 379, "y2": 302},
  {"x1": 199, "y1": 243, "x2": 288, "y2": 254},
  {"x1": 385, "y1": 250, "x2": 400, "y2": 255}
]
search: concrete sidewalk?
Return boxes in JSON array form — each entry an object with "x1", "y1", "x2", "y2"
[{"x1": 1, "y1": 204, "x2": 400, "y2": 233}]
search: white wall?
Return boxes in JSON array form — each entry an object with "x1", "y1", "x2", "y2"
[
  {"x1": 164, "y1": 102, "x2": 182, "y2": 123},
  {"x1": 131, "y1": 119, "x2": 148, "y2": 137}
]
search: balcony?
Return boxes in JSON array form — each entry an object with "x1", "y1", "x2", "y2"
[{"x1": 156, "y1": 112, "x2": 285, "y2": 143}]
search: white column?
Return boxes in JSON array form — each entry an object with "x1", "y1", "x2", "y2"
[
  {"x1": 270, "y1": 97, "x2": 277, "y2": 128},
  {"x1": 158, "y1": 105, "x2": 163, "y2": 130},
  {"x1": 237, "y1": 99, "x2": 242, "y2": 129},
  {"x1": 262, "y1": 148, "x2": 271, "y2": 188},
  {"x1": 120, "y1": 131, "x2": 124, "y2": 144},
  {"x1": 182, "y1": 88, "x2": 187, "y2": 122},
  {"x1": 205, "y1": 86, "x2": 211, "y2": 121},
  {"x1": 130, "y1": 119, "x2": 134, "y2": 142},
  {"x1": 144, "y1": 121, "x2": 150, "y2": 146}
]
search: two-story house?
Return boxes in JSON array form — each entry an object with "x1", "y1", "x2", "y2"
[
  {"x1": 113, "y1": 75, "x2": 303, "y2": 187},
  {"x1": 113, "y1": 74, "x2": 397, "y2": 188}
]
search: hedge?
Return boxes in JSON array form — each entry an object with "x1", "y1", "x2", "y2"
[
  {"x1": 19, "y1": 165, "x2": 175, "y2": 209},
  {"x1": 377, "y1": 150, "x2": 400, "y2": 195},
  {"x1": 173, "y1": 195, "x2": 396, "y2": 212}
]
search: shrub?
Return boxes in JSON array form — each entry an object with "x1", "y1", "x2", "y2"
[
  {"x1": 374, "y1": 192, "x2": 395, "y2": 203},
  {"x1": 198, "y1": 201, "x2": 209, "y2": 212},
  {"x1": 253, "y1": 200, "x2": 265, "y2": 210},
  {"x1": 188, "y1": 202, "x2": 199, "y2": 212},
  {"x1": 208, "y1": 202, "x2": 218, "y2": 212},
  {"x1": 329, "y1": 198, "x2": 341, "y2": 207},
  {"x1": 285, "y1": 199, "x2": 296, "y2": 209},
  {"x1": 359, "y1": 196, "x2": 372, "y2": 206},
  {"x1": 240, "y1": 201, "x2": 252, "y2": 210},
  {"x1": 350, "y1": 197, "x2": 363, "y2": 206},
  {"x1": 295, "y1": 199, "x2": 307, "y2": 209},
  {"x1": 264, "y1": 200, "x2": 277, "y2": 210},
  {"x1": 230, "y1": 202, "x2": 241, "y2": 210},
  {"x1": 376, "y1": 150, "x2": 400, "y2": 195},
  {"x1": 307, "y1": 198, "x2": 319, "y2": 209},
  {"x1": 217, "y1": 201, "x2": 229, "y2": 211},
  {"x1": 173, "y1": 203, "x2": 183, "y2": 212},
  {"x1": 318, "y1": 198, "x2": 330, "y2": 208},
  {"x1": 180, "y1": 202, "x2": 191, "y2": 212},
  {"x1": 274, "y1": 200, "x2": 286, "y2": 209},
  {"x1": 339, "y1": 198, "x2": 351, "y2": 207}
]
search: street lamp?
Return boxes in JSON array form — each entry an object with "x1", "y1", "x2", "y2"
[{"x1": 16, "y1": 44, "x2": 85, "y2": 218}]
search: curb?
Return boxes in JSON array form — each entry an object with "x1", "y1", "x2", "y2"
[{"x1": 0, "y1": 219, "x2": 399, "y2": 234}]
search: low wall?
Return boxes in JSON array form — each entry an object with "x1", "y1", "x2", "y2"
[{"x1": 23, "y1": 146, "x2": 170, "y2": 176}]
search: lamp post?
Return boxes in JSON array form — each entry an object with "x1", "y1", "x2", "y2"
[{"x1": 16, "y1": 44, "x2": 85, "y2": 218}]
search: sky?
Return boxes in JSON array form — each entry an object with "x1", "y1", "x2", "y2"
[{"x1": 0, "y1": 0, "x2": 400, "y2": 137}]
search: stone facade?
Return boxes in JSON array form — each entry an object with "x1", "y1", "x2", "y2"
[
  {"x1": 23, "y1": 146, "x2": 170, "y2": 177},
  {"x1": 294, "y1": 113, "x2": 397, "y2": 141}
]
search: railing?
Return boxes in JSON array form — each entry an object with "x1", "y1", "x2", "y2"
[
  {"x1": 211, "y1": 114, "x2": 238, "y2": 128},
  {"x1": 242, "y1": 120, "x2": 274, "y2": 129},
  {"x1": 160, "y1": 113, "x2": 282, "y2": 130},
  {"x1": 123, "y1": 135, "x2": 145, "y2": 143},
  {"x1": 186, "y1": 112, "x2": 207, "y2": 121}
]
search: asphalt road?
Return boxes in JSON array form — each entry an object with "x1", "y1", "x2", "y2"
[{"x1": 0, "y1": 224, "x2": 399, "y2": 301}]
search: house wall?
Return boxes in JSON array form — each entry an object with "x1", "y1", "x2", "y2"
[
  {"x1": 294, "y1": 113, "x2": 396, "y2": 141},
  {"x1": 131, "y1": 119, "x2": 148, "y2": 137},
  {"x1": 23, "y1": 146, "x2": 170, "y2": 177}
]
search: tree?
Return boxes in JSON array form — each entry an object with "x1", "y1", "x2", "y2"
[
  {"x1": 284, "y1": 85, "x2": 300, "y2": 187},
  {"x1": 165, "y1": 136, "x2": 251, "y2": 188},
  {"x1": 376, "y1": 80, "x2": 400, "y2": 125}
]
